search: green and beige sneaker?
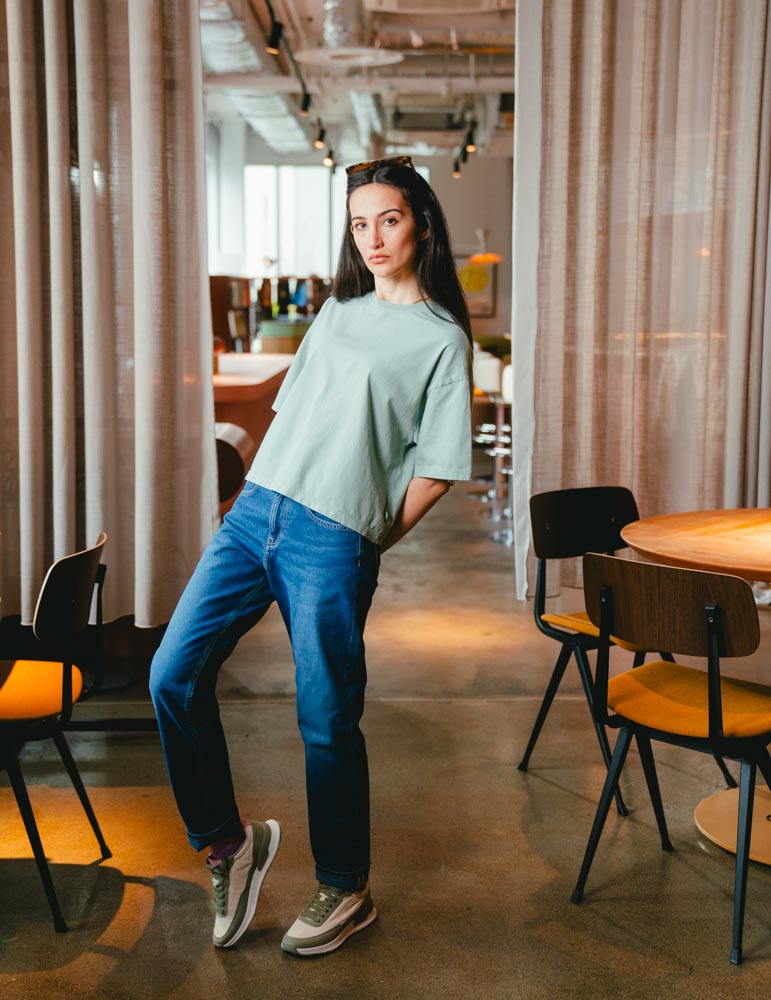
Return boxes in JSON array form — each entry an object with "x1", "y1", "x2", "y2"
[
  {"x1": 207, "y1": 819, "x2": 281, "y2": 948},
  {"x1": 280, "y1": 881, "x2": 377, "y2": 957}
]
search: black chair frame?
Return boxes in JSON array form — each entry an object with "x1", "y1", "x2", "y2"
[
  {"x1": 571, "y1": 554, "x2": 771, "y2": 965},
  {"x1": 519, "y1": 487, "x2": 736, "y2": 810},
  {"x1": 1, "y1": 536, "x2": 112, "y2": 932}
]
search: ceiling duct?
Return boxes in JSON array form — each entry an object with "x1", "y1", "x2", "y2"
[
  {"x1": 295, "y1": 0, "x2": 404, "y2": 69},
  {"x1": 199, "y1": 0, "x2": 311, "y2": 154},
  {"x1": 349, "y1": 91, "x2": 387, "y2": 158},
  {"x1": 363, "y1": 0, "x2": 513, "y2": 13}
]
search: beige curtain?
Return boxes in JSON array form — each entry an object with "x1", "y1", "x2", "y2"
[
  {"x1": 512, "y1": 0, "x2": 771, "y2": 597},
  {"x1": 0, "y1": 0, "x2": 218, "y2": 626}
]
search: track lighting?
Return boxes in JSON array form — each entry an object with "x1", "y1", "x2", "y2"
[
  {"x1": 267, "y1": 18, "x2": 283, "y2": 55},
  {"x1": 300, "y1": 91, "x2": 311, "y2": 116},
  {"x1": 313, "y1": 124, "x2": 326, "y2": 150}
]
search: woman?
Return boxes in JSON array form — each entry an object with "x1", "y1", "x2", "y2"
[{"x1": 150, "y1": 156, "x2": 473, "y2": 957}]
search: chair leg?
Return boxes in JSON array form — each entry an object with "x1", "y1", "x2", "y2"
[
  {"x1": 571, "y1": 727, "x2": 633, "y2": 904},
  {"x1": 632, "y1": 650, "x2": 645, "y2": 668},
  {"x1": 635, "y1": 734, "x2": 673, "y2": 851},
  {"x1": 518, "y1": 643, "x2": 572, "y2": 772},
  {"x1": 52, "y1": 729, "x2": 111, "y2": 860},
  {"x1": 711, "y1": 752, "x2": 738, "y2": 789},
  {"x1": 3, "y1": 749, "x2": 68, "y2": 932},
  {"x1": 574, "y1": 647, "x2": 628, "y2": 817},
  {"x1": 730, "y1": 759, "x2": 756, "y2": 966}
]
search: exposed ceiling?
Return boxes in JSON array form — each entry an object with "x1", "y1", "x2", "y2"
[{"x1": 200, "y1": 0, "x2": 514, "y2": 163}]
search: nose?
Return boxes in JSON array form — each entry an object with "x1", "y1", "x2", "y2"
[{"x1": 367, "y1": 225, "x2": 384, "y2": 250}]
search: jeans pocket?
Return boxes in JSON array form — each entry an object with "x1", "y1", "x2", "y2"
[
  {"x1": 303, "y1": 506, "x2": 351, "y2": 532},
  {"x1": 240, "y1": 481, "x2": 259, "y2": 497}
]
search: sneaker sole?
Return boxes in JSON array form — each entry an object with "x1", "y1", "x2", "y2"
[
  {"x1": 216, "y1": 818, "x2": 281, "y2": 949},
  {"x1": 281, "y1": 904, "x2": 378, "y2": 957}
]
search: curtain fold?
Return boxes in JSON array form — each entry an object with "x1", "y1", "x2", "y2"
[
  {"x1": 0, "y1": 0, "x2": 218, "y2": 626},
  {"x1": 512, "y1": 0, "x2": 771, "y2": 598}
]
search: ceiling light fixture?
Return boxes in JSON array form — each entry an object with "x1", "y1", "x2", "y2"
[
  {"x1": 323, "y1": 149, "x2": 335, "y2": 168},
  {"x1": 452, "y1": 159, "x2": 461, "y2": 179},
  {"x1": 465, "y1": 126, "x2": 477, "y2": 153},
  {"x1": 266, "y1": 18, "x2": 283, "y2": 56},
  {"x1": 300, "y1": 91, "x2": 311, "y2": 116},
  {"x1": 313, "y1": 124, "x2": 326, "y2": 150}
]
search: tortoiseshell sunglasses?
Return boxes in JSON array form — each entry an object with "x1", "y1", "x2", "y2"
[{"x1": 345, "y1": 155, "x2": 415, "y2": 175}]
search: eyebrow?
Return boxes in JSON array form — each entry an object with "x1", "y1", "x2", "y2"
[{"x1": 350, "y1": 208, "x2": 404, "y2": 222}]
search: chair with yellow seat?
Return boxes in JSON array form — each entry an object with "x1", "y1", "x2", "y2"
[
  {"x1": 1, "y1": 533, "x2": 111, "y2": 932},
  {"x1": 518, "y1": 487, "x2": 649, "y2": 815},
  {"x1": 571, "y1": 553, "x2": 771, "y2": 965}
]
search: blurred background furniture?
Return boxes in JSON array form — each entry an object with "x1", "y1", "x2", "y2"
[
  {"x1": 216, "y1": 422, "x2": 257, "y2": 517},
  {"x1": 213, "y1": 353, "x2": 292, "y2": 452},
  {"x1": 1, "y1": 533, "x2": 111, "y2": 932}
]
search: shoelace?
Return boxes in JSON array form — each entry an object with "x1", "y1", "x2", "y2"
[
  {"x1": 301, "y1": 884, "x2": 345, "y2": 925},
  {"x1": 209, "y1": 861, "x2": 230, "y2": 916}
]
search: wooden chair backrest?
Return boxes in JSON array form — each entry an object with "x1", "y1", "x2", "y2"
[
  {"x1": 583, "y1": 553, "x2": 759, "y2": 658},
  {"x1": 32, "y1": 533, "x2": 108, "y2": 642},
  {"x1": 530, "y1": 487, "x2": 639, "y2": 560}
]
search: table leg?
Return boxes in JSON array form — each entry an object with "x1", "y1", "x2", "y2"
[{"x1": 694, "y1": 787, "x2": 771, "y2": 865}]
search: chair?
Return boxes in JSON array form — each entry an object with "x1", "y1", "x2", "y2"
[
  {"x1": 518, "y1": 487, "x2": 737, "y2": 811},
  {"x1": 571, "y1": 554, "x2": 771, "y2": 965},
  {"x1": 1, "y1": 533, "x2": 111, "y2": 932},
  {"x1": 518, "y1": 487, "x2": 647, "y2": 815}
]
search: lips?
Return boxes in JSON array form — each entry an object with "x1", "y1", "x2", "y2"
[{"x1": 369, "y1": 255, "x2": 389, "y2": 263}]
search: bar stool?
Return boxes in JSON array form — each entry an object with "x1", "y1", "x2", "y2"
[{"x1": 470, "y1": 352, "x2": 504, "y2": 503}]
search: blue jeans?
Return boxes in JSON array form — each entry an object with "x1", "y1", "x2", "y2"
[{"x1": 149, "y1": 483, "x2": 380, "y2": 890}]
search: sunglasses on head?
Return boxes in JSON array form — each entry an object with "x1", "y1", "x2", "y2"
[{"x1": 345, "y1": 155, "x2": 415, "y2": 176}]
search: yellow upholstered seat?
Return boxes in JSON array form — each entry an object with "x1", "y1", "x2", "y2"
[
  {"x1": 0, "y1": 660, "x2": 84, "y2": 721},
  {"x1": 608, "y1": 661, "x2": 771, "y2": 740},
  {"x1": 540, "y1": 610, "x2": 641, "y2": 653}
]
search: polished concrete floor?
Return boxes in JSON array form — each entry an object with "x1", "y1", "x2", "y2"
[{"x1": 2, "y1": 480, "x2": 771, "y2": 999}]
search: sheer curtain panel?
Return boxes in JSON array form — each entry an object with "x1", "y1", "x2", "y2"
[
  {"x1": 512, "y1": 0, "x2": 771, "y2": 598},
  {"x1": 0, "y1": 0, "x2": 218, "y2": 626}
]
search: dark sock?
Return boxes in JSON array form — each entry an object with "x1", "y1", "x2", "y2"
[{"x1": 208, "y1": 826, "x2": 246, "y2": 862}]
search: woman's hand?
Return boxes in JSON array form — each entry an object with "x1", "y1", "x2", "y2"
[{"x1": 380, "y1": 477, "x2": 452, "y2": 553}]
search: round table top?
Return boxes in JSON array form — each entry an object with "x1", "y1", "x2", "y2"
[{"x1": 621, "y1": 508, "x2": 771, "y2": 581}]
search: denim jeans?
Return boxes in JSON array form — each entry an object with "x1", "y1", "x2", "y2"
[{"x1": 149, "y1": 483, "x2": 380, "y2": 891}]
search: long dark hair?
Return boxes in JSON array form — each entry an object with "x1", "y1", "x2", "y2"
[{"x1": 333, "y1": 161, "x2": 472, "y2": 345}]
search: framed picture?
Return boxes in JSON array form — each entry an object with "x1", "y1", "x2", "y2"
[{"x1": 456, "y1": 255, "x2": 497, "y2": 317}]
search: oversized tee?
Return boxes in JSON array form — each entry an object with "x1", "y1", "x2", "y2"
[{"x1": 245, "y1": 291, "x2": 472, "y2": 544}]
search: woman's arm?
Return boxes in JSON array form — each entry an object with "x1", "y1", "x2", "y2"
[{"x1": 380, "y1": 477, "x2": 452, "y2": 553}]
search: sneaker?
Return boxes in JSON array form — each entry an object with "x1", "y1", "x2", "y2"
[
  {"x1": 280, "y1": 882, "x2": 377, "y2": 957},
  {"x1": 207, "y1": 818, "x2": 281, "y2": 948}
]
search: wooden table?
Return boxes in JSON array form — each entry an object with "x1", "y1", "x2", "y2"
[
  {"x1": 621, "y1": 508, "x2": 771, "y2": 863},
  {"x1": 213, "y1": 353, "x2": 292, "y2": 450}
]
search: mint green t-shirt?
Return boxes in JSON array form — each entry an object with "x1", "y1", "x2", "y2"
[{"x1": 245, "y1": 291, "x2": 472, "y2": 544}]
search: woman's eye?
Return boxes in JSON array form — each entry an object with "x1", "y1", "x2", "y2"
[{"x1": 384, "y1": 217, "x2": 397, "y2": 226}]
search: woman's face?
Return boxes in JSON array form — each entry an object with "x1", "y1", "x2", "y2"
[{"x1": 348, "y1": 183, "x2": 423, "y2": 284}]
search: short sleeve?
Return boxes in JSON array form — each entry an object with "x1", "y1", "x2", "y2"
[
  {"x1": 412, "y1": 376, "x2": 472, "y2": 481},
  {"x1": 271, "y1": 335, "x2": 310, "y2": 412},
  {"x1": 271, "y1": 300, "x2": 330, "y2": 411}
]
